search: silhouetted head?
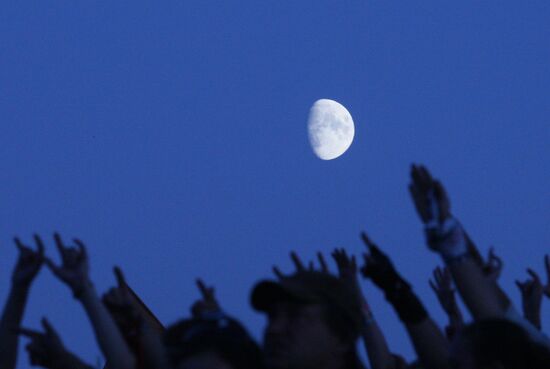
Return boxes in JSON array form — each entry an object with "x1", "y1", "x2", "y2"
[
  {"x1": 164, "y1": 313, "x2": 262, "y2": 369},
  {"x1": 251, "y1": 271, "x2": 364, "y2": 369},
  {"x1": 449, "y1": 319, "x2": 550, "y2": 369}
]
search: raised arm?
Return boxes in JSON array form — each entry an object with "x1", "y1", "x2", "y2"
[
  {"x1": 331, "y1": 248, "x2": 396, "y2": 369},
  {"x1": 360, "y1": 233, "x2": 450, "y2": 369},
  {"x1": 0, "y1": 236, "x2": 44, "y2": 369},
  {"x1": 16, "y1": 318, "x2": 94, "y2": 369},
  {"x1": 103, "y1": 266, "x2": 166, "y2": 369},
  {"x1": 408, "y1": 165, "x2": 550, "y2": 347},
  {"x1": 45, "y1": 234, "x2": 135, "y2": 369},
  {"x1": 408, "y1": 165, "x2": 506, "y2": 319},
  {"x1": 429, "y1": 266, "x2": 464, "y2": 340}
]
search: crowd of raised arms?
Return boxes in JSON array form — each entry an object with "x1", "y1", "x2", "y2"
[{"x1": 1, "y1": 165, "x2": 549, "y2": 369}]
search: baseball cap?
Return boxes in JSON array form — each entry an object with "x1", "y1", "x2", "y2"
[{"x1": 251, "y1": 271, "x2": 363, "y2": 338}]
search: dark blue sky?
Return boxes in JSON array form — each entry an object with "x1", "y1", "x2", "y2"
[{"x1": 1, "y1": 1, "x2": 549, "y2": 364}]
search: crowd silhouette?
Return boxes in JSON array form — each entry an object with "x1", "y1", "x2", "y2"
[{"x1": 1, "y1": 165, "x2": 549, "y2": 369}]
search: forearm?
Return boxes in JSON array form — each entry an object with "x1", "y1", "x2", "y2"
[
  {"x1": 78, "y1": 283, "x2": 136, "y2": 369},
  {"x1": 0, "y1": 284, "x2": 30, "y2": 369},
  {"x1": 385, "y1": 284, "x2": 450, "y2": 369},
  {"x1": 360, "y1": 314, "x2": 393, "y2": 369},
  {"x1": 405, "y1": 318, "x2": 450, "y2": 369},
  {"x1": 448, "y1": 258, "x2": 507, "y2": 320}
]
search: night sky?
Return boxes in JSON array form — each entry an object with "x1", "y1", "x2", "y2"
[{"x1": 1, "y1": 1, "x2": 549, "y2": 365}]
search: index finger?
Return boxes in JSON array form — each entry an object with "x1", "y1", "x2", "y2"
[
  {"x1": 41, "y1": 318, "x2": 57, "y2": 337},
  {"x1": 114, "y1": 266, "x2": 127, "y2": 288},
  {"x1": 33, "y1": 234, "x2": 45, "y2": 257},
  {"x1": 53, "y1": 233, "x2": 66, "y2": 256},
  {"x1": 196, "y1": 278, "x2": 209, "y2": 298},
  {"x1": 360, "y1": 232, "x2": 376, "y2": 249}
]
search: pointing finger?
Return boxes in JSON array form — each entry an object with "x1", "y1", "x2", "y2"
[
  {"x1": 114, "y1": 266, "x2": 127, "y2": 288},
  {"x1": 41, "y1": 318, "x2": 56, "y2": 337}
]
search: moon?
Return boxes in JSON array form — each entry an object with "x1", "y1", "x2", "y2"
[{"x1": 307, "y1": 99, "x2": 355, "y2": 160}]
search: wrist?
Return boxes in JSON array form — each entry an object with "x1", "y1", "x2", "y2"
[
  {"x1": 74, "y1": 280, "x2": 95, "y2": 301},
  {"x1": 425, "y1": 217, "x2": 468, "y2": 262}
]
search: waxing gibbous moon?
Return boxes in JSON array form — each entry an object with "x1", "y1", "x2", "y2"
[{"x1": 307, "y1": 99, "x2": 355, "y2": 160}]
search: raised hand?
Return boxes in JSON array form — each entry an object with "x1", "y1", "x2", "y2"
[
  {"x1": 429, "y1": 267, "x2": 459, "y2": 317},
  {"x1": 360, "y1": 232, "x2": 406, "y2": 293},
  {"x1": 331, "y1": 248, "x2": 358, "y2": 286},
  {"x1": 45, "y1": 233, "x2": 90, "y2": 298},
  {"x1": 332, "y1": 247, "x2": 373, "y2": 322},
  {"x1": 408, "y1": 164, "x2": 450, "y2": 225},
  {"x1": 516, "y1": 269, "x2": 543, "y2": 330},
  {"x1": 272, "y1": 251, "x2": 328, "y2": 279},
  {"x1": 482, "y1": 247, "x2": 503, "y2": 281},
  {"x1": 191, "y1": 279, "x2": 222, "y2": 317},
  {"x1": 12, "y1": 235, "x2": 44, "y2": 287},
  {"x1": 102, "y1": 267, "x2": 142, "y2": 342},
  {"x1": 409, "y1": 165, "x2": 469, "y2": 262},
  {"x1": 16, "y1": 318, "x2": 67, "y2": 368}
]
